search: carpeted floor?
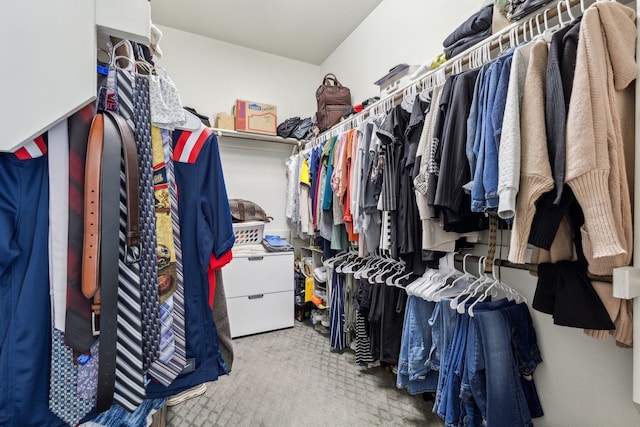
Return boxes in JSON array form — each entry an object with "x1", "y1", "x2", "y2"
[{"x1": 167, "y1": 321, "x2": 445, "y2": 427}]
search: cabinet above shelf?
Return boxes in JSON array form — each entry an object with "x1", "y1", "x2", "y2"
[{"x1": 211, "y1": 128, "x2": 306, "y2": 146}]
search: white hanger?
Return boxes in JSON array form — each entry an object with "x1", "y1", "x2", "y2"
[
  {"x1": 468, "y1": 259, "x2": 501, "y2": 317},
  {"x1": 386, "y1": 263, "x2": 408, "y2": 287},
  {"x1": 565, "y1": 0, "x2": 575, "y2": 21},
  {"x1": 405, "y1": 268, "x2": 438, "y2": 296},
  {"x1": 323, "y1": 251, "x2": 351, "y2": 268},
  {"x1": 557, "y1": 1, "x2": 566, "y2": 28},
  {"x1": 529, "y1": 18, "x2": 535, "y2": 40},
  {"x1": 455, "y1": 260, "x2": 495, "y2": 314},
  {"x1": 432, "y1": 253, "x2": 474, "y2": 301},
  {"x1": 449, "y1": 256, "x2": 485, "y2": 310},
  {"x1": 110, "y1": 39, "x2": 135, "y2": 72},
  {"x1": 421, "y1": 253, "x2": 460, "y2": 301},
  {"x1": 449, "y1": 256, "x2": 488, "y2": 312},
  {"x1": 543, "y1": 7, "x2": 560, "y2": 43},
  {"x1": 373, "y1": 257, "x2": 399, "y2": 283}
]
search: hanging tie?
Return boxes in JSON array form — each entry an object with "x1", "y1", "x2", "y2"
[
  {"x1": 133, "y1": 73, "x2": 161, "y2": 371},
  {"x1": 147, "y1": 126, "x2": 187, "y2": 385},
  {"x1": 64, "y1": 104, "x2": 98, "y2": 353}
]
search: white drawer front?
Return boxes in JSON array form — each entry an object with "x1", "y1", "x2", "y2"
[
  {"x1": 223, "y1": 252, "x2": 293, "y2": 298},
  {"x1": 226, "y1": 290, "x2": 294, "y2": 338}
]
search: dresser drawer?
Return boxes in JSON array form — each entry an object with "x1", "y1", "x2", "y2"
[
  {"x1": 226, "y1": 290, "x2": 294, "y2": 338},
  {"x1": 223, "y1": 252, "x2": 293, "y2": 298}
]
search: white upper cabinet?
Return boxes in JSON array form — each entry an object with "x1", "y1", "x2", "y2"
[{"x1": 0, "y1": 0, "x2": 150, "y2": 152}]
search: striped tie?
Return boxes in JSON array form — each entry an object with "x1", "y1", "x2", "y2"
[
  {"x1": 113, "y1": 70, "x2": 146, "y2": 411},
  {"x1": 148, "y1": 127, "x2": 187, "y2": 385},
  {"x1": 113, "y1": 156, "x2": 146, "y2": 412},
  {"x1": 116, "y1": 69, "x2": 135, "y2": 125}
]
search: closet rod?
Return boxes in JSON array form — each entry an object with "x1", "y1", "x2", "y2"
[
  {"x1": 316, "y1": 0, "x2": 587, "y2": 141},
  {"x1": 453, "y1": 253, "x2": 614, "y2": 284}
]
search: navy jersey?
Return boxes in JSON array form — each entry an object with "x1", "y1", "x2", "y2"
[
  {"x1": 0, "y1": 137, "x2": 65, "y2": 426},
  {"x1": 147, "y1": 125, "x2": 235, "y2": 398}
]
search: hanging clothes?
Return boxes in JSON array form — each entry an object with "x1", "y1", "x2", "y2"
[
  {"x1": 0, "y1": 135, "x2": 65, "y2": 426},
  {"x1": 147, "y1": 124, "x2": 234, "y2": 399}
]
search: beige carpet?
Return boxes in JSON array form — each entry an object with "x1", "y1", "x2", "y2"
[{"x1": 167, "y1": 321, "x2": 444, "y2": 427}]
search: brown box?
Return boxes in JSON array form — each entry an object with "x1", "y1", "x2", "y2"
[
  {"x1": 234, "y1": 99, "x2": 277, "y2": 136},
  {"x1": 215, "y1": 113, "x2": 235, "y2": 130}
]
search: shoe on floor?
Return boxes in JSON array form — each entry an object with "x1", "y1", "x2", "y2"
[{"x1": 166, "y1": 382, "x2": 207, "y2": 406}]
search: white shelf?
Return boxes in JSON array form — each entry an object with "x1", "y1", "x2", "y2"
[{"x1": 212, "y1": 128, "x2": 305, "y2": 146}]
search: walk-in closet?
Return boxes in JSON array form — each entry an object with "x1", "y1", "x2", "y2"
[{"x1": 2, "y1": 0, "x2": 640, "y2": 426}]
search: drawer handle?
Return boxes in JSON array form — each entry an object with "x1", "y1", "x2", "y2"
[
  {"x1": 248, "y1": 256, "x2": 264, "y2": 261},
  {"x1": 248, "y1": 294, "x2": 264, "y2": 300}
]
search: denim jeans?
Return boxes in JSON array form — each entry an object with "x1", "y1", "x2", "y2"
[
  {"x1": 460, "y1": 318, "x2": 484, "y2": 427},
  {"x1": 470, "y1": 302, "x2": 542, "y2": 427},
  {"x1": 455, "y1": 299, "x2": 513, "y2": 427},
  {"x1": 397, "y1": 296, "x2": 438, "y2": 394},
  {"x1": 435, "y1": 312, "x2": 469, "y2": 426},
  {"x1": 502, "y1": 303, "x2": 544, "y2": 418},
  {"x1": 432, "y1": 300, "x2": 459, "y2": 414}
]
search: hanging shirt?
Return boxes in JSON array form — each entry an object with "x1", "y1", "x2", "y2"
[
  {"x1": 0, "y1": 136, "x2": 65, "y2": 426},
  {"x1": 147, "y1": 125, "x2": 234, "y2": 399},
  {"x1": 435, "y1": 68, "x2": 480, "y2": 219},
  {"x1": 498, "y1": 43, "x2": 533, "y2": 220}
]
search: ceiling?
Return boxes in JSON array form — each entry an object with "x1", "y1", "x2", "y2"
[{"x1": 150, "y1": 0, "x2": 383, "y2": 65}]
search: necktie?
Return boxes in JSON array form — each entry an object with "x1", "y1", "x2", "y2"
[
  {"x1": 48, "y1": 120, "x2": 96, "y2": 424},
  {"x1": 116, "y1": 69, "x2": 135, "y2": 124},
  {"x1": 150, "y1": 125, "x2": 176, "y2": 363},
  {"x1": 48, "y1": 328, "x2": 96, "y2": 425},
  {"x1": 48, "y1": 120, "x2": 69, "y2": 330},
  {"x1": 133, "y1": 73, "x2": 161, "y2": 371},
  {"x1": 148, "y1": 127, "x2": 187, "y2": 385},
  {"x1": 65, "y1": 104, "x2": 97, "y2": 352},
  {"x1": 113, "y1": 156, "x2": 146, "y2": 412},
  {"x1": 112, "y1": 71, "x2": 146, "y2": 412}
]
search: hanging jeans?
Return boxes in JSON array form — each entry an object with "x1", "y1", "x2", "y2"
[
  {"x1": 397, "y1": 296, "x2": 439, "y2": 394},
  {"x1": 467, "y1": 301, "x2": 544, "y2": 427},
  {"x1": 432, "y1": 300, "x2": 459, "y2": 415}
]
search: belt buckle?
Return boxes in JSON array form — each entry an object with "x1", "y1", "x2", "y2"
[
  {"x1": 92, "y1": 312, "x2": 100, "y2": 336},
  {"x1": 125, "y1": 243, "x2": 141, "y2": 265}
]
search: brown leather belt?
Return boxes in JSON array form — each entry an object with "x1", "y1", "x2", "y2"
[
  {"x1": 82, "y1": 111, "x2": 141, "y2": 336},
  {"x1": 83, "y1": 110, "x2": 141, "y2": 412},
  {"x1": 108, "y1": 111, "x2": 141, "y2": 258},
  {"x1": 83, "y1": 114, "x2": 105, "y2": 333}
]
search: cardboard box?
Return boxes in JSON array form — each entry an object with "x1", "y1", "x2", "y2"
[
  {"x1": 234, "y1": 99, "x2": 277, "y2": 136},
  {"x1": 215, "y1": 113, "x2": 235, "y2": 130}
]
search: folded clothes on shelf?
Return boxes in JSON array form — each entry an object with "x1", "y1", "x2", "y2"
[{"x1": 262, "y1": 235, "x2": 293, "y2": 252}]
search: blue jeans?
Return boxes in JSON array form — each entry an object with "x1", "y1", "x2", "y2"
[
  {"x1": 436, "y1": 312, "x2": 469, "y2": 426},
  {"x1": 441, "y1": 299, "x2": 513, "y2": 427},
  {"x1": 460, "y1": 318, "x2": 483, "y2": 427},
  {"x1": 397, "y1": 296, "x2": 438, "y2": 394},
  {"x1": 433, "y1": 300, "x2": 459, "y2": 414},
  {"x1": 470, "y1": 302, "x2": 542, "y2": 427}
]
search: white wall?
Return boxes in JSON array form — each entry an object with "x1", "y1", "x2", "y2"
[
  {"x1": 156, "y1": 25, "x2": 320, "y2": 121},
  {"x1": 496, "y1": 264, "x2": 638, "y2": 427},
  {"x1": 155, "y1": 26, "x2": 321, "y2": 235},
  {"x1": 321, "y1": 0, "x2": 640, "y2": 425},
  {"x1": 320, "y1": 0, "x2": 484, "y2": 104}
]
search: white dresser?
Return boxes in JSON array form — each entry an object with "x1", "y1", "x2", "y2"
[{"x1": 223, "y1": 251, "x2": 294, "y2": 338}]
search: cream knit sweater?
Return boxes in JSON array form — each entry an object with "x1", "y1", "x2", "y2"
[
  {"x1": 508, "y1": 38, "x2": 554, "y2": 264},
  {"x1": 565, "y1": 2, "x2": 636, "y2": 275}
]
